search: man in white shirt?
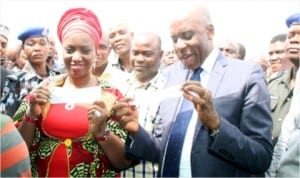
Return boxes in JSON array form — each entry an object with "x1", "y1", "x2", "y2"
[
  {"x1": 121, "y1": 31, "x2": 166, "y2": 178},
  {"x1": 115, "y1": 5, "x2": 273, "y2": 177}
]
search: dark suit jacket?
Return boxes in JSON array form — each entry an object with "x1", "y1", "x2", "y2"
[{"x1": 125, "y1": 53, "x2": 273, "y2": 177}]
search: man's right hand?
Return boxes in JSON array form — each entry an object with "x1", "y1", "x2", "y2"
[{"x1": 111, "y1": 98, "x2": 139, "y2": 134}]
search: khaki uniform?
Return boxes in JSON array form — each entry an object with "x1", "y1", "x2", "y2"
[{"x1": 267, "y1": 69, "x2": 294, "y2": 145}]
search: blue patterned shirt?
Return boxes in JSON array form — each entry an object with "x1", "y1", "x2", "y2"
[{"x1": 0, "y1": 62, "x2": 59, "y2": 118}]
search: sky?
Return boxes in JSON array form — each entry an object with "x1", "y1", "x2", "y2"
[{"x1": 1, "y1": 0, "x2": 299, "y2": 59}]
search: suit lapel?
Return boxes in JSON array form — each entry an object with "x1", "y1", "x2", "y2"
[
  {"x1": 161, "y1": 62, "x2": 190, "y2": 129},
  {"x1": 193, "y1": 54, "x2": 228, "y2": 142},
  {"x1": 207, "y1": 54, "x2": 228, "y2": 97}
]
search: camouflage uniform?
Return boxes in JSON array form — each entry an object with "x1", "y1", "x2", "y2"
[{"x1": 0, "y1": 63, "x2": 59, "y2": 118}]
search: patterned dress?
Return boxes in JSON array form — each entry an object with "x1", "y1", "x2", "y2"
[{"x1": 14, "y1": 74, "x2": 127, "y2": 177}]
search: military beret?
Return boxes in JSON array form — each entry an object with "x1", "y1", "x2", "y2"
[
  {"x1": 0, "y1": 24, "x2": 9, "y2": 40},
  {"x1": 18, "y1": 27, "x2": 49, "y2": 42},
  {"x1": 286, "y1": 13, "x2": 300, "y2": 28}
]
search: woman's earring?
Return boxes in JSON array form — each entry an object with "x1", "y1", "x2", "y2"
[{"x1": 93, "y1": 61, "x2": 96, "y2": 71}]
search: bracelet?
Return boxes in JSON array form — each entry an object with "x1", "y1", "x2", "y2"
[
  {"x1": 96, "y1": 129, "x2": 111, "y2": 142},
  {"x1": 24, "y1": 114, "x2": 39, "y2": 124}
]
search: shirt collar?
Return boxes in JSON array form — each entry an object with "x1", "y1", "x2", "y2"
[
  {"x1": 128, "y1": 71, "x2": 164, "y2": 89},
  {"x1": 200, "y1": 48, "x2": 219, "y2": 75},
  {"x1": 22, "y1": 61, "x2": 49, "y2": 80}
]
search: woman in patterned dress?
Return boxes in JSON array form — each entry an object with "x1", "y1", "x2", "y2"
[{"x1": 15, "y1": 7, "x2": 133, "y2": 177}]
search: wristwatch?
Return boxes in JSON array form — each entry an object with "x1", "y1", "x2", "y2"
[{"x1": 209, "y1": 128, "x2": 220, "y2": 138}]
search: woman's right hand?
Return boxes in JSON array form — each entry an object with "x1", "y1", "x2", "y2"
[
  {"x1": 111, "y1": 98, "x2": 139, "y2": 134},
  {"x1": 27, "y1": 86, "x2": 50, "y2": 118}
]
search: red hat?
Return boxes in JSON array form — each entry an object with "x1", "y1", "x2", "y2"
[{"x1": 57, "y1": 7, "x2": 102, "y2": 48}]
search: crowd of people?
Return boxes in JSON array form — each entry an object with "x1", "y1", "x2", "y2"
[{"x1": 0, "y1": 4, "x2": 299, "y2": 178}]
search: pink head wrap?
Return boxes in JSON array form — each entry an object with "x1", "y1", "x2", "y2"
[{"x1": 57, "y1": 7, "x2": 102, "y2": 48}]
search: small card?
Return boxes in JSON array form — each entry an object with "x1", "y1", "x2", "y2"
[
  {"x1": 158, "y1": 85, "x2": 183, "y2": 100},
  {"x1": 49, "y1": 86, "x2": 101, "y2": 104}
]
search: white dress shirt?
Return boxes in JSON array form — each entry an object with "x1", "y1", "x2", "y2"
[{"x1": 179, "y1": 49, "x2": 219, "y2": 177}]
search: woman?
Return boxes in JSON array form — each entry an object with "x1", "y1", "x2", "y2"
[{"x1": 15, "y1": 7, "x2": 132, "y2": 177}]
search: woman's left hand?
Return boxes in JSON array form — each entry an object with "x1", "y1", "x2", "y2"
[{"x1": 88, "y1": 100, "x2": 108, "y2": 137}]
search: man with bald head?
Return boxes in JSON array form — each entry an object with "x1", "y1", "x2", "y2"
[
  {"x1": 119, "y1": 4, "x2": 273, "y2": 177},
  {"x1": 130, "y1": 32, "x2": 163, "y2": 84},
  {"x1": 121, "y1": 31, "x2": 166, "y2": 178},
  {"x1": 93, "y1": 32, "x2": 112, "y2": 76},
  {"x1": 108, "y1": 22, "x2": 133, "y2": 73},
  {"x1": 92, "y1": 32, "x2": 129, "y2": 90},
  {"x1": 218, "y1": 38, "x2": 239, "y2": 59}
]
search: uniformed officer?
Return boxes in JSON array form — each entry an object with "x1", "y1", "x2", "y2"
[
  {"x1": 267, "y1": 13, "x2": 300, "y2": 145},
  {"x1": 1, "y1": 27, "x2": 59, "y2": 118}
]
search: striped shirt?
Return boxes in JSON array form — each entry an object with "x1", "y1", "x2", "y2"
[
  {"x1": 0, "y1": 113, "x2": 31, "y2": 177},
  {"x1": 121, "y1": 72, "x2": 166, "y2": 178}
]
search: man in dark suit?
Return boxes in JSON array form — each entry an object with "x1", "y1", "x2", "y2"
[{"x1": 114, "y1": 5, "x2": 273, "y2": 177}]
